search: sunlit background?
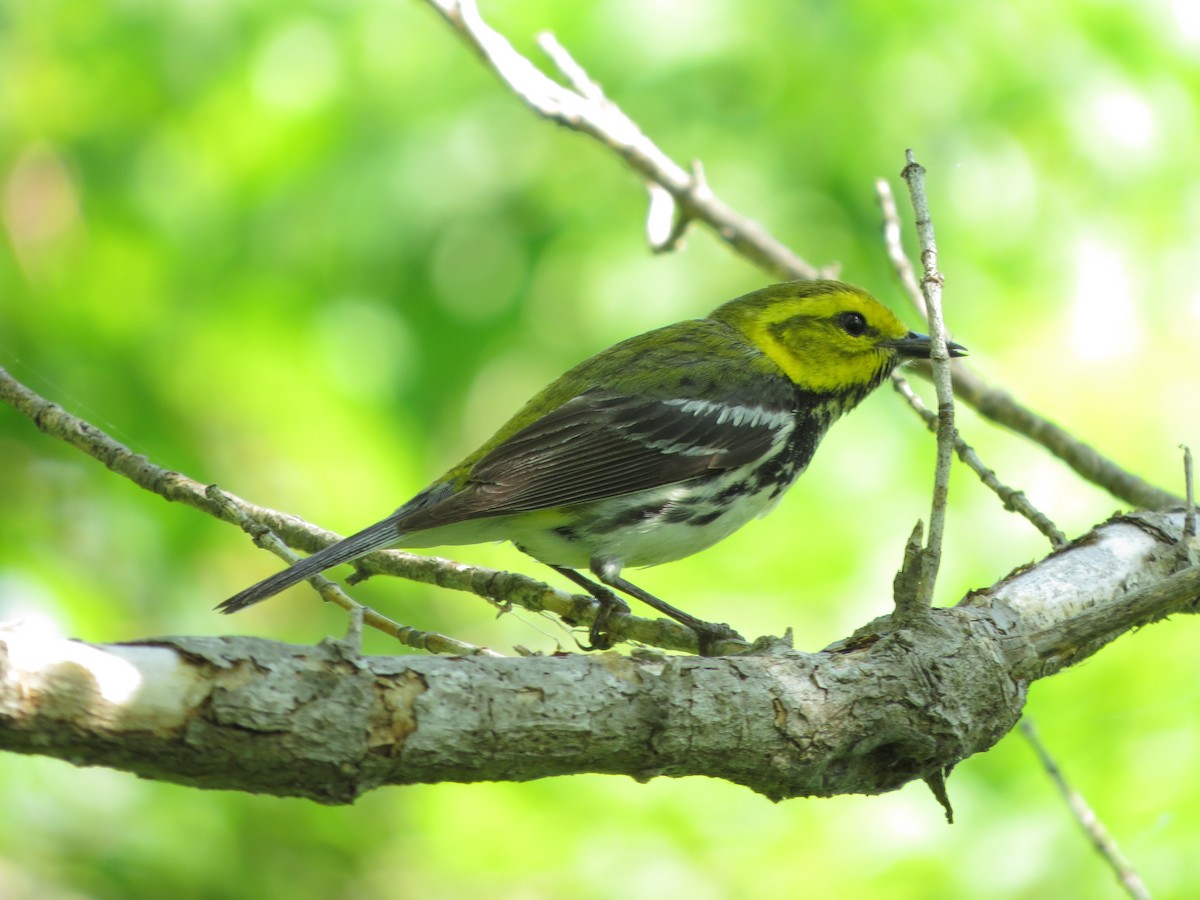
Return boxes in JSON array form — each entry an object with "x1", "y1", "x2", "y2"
[{"x1": 1, "y1": 0, "x2": 1198, "y2": 897}]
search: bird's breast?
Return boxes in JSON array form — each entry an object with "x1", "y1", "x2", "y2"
[{"x1": 508, "y1": 432, "x2": 816, "y2": 571}]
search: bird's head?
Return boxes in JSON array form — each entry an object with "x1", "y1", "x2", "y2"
[{"x1": 709, "y1": 280, "x2": 966, "y2": 395}]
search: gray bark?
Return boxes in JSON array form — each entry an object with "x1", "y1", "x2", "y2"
[{"x1": 1, "y1": 511, "x2": 1195, "y2": 804}]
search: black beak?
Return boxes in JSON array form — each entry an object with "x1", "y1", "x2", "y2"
[{"x1": 880, "y1": 331, "x2": 968, "y2": 359}]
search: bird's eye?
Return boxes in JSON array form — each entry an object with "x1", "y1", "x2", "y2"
[{"x1": 838, "y1": 311, "x2": 867, "y2": 336}]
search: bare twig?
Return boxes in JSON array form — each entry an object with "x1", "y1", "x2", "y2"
[
  {"x1": 950, "y1": 369, "x2": 1181, "y2": 510},
  {"x1": 423, "y1": 0, "x2": 829, "y2": 280},
  {"x1": 900, "y1": 152, "x2": 956, "y2": 609},
  {"x1": 879, "y1": 178, "x2": 1066, "y2": 550},
  {"x1": 535, "y1": 31, "x2": 604, "y2": 102},
  {"x1": 877, "y1": 175, "x2": 1178, "y2": 512},
  {"x1": 1180, "y1": 445, "x2": 1197, "y2": 568},
  {"x1": 875, "y1": 178, "x2": 925, "y2": 318},
  {"x1": 0, "y1": 365, "x2": 722, "y2": 655},
  {"x1": 1020, "y1": 719, "x2": 1151, "y2": 900},
  {"x1": 892, "y1": 376, "x2": 1067, "y2": 548},
  {"x1": 204, "y1": 486, "x2": 503, "y2": 657},
  {"x1": 645, "y1": 181, "x2": 687, "y2": 253},
  {"x1": 900, "y1": 184, "x2": 1185, "y2": 518}
]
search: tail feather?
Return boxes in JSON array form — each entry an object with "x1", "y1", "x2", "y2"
[{"x1": 217, "y1": 518, "x2": 405, "y2": 614}]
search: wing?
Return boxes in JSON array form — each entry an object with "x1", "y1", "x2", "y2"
[{"x1": 396, "y1": 389, "x2": 795, "y2": 532}]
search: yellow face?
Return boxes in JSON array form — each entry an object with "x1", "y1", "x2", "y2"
[{"x1": 710, "y1": 281, "x2": 911, "y2": 393}]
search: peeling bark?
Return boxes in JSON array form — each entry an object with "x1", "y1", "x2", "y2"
[{"x1": 2, "y1": 512, "x2": 1194, "y2": 804}]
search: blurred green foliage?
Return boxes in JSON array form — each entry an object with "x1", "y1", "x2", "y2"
[{"x1": 1, "y1": 0, "x2": 1198, "y2": 897}]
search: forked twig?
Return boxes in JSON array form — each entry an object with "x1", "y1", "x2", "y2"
[
  {"x1": 425, "y1": 0, "x2": 829, "y2": 281},
  {"x1": 873, "y1": 180, "x2": 1180, "y2": 512},
  {"x1": 876, "y1": 180, "x2": 1066, "y2": 549},
  {"x1": 892, "y1": 376, "x2": 1067, "y2": 548},
  {"x1": 900, "y1": 152, "x2": 955, "y2": 609}
]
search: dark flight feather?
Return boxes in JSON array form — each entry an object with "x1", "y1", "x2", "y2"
[{"x1": 396, "y1": 389, "x2": 796, "y2": 531}]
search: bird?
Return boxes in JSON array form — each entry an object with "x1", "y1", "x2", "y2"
[{"x1": 219, "y1": 279, "x2": 966, "y2": 653}]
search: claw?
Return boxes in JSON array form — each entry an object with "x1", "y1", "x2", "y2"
[{"x1": 583, "y1": 591, "x2": 629, "y2": 650}]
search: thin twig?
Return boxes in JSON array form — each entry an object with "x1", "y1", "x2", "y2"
[
  {"x1": 892, "y1": 376, "x2": 1067, "y2": 548},
  {"x1": 900, "y1": 152, "x2": 956, "y2": 609},
  {"x1": 875, "y1": 178, "x2": 926, "y2": 318},
  {"x1": 877, "y1": 179, "x2": 1066, "y2": 548},
  {"x1": 1020, "y1": 719, "x2": 1151, "y2": 900},
  {"x1": 0, "y1": 364, "x2": 724, "y2": 655},
  {"x1": 536, "y1": 32, "x2": 605, "y2": 103},
  {"x1": 887, "y1": 178, "x2": 1178, "y2": 510},
  {"x1": 949, "y1": 369, "x2": 1181, "y2": 510},
  {"x1": 645, "y1": 181, "x2": 687, "y2": 253},
  {"x1": 205, "y1": 486, "x2": 502, "y2": 657},
  {"x1": 877, "y1": 172, "x2": 1179, "y2": 513},
  {"x1": 423, "y1": 0, "x2": 829, "y2": 280}
]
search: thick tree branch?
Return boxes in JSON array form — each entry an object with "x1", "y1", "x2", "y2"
[
  {"x1": 963, "y1": 511, "x2": 1198, "y2": 679},
  {"x1": 1, "y1": 512, "x2": 1193, "y2": 803}
]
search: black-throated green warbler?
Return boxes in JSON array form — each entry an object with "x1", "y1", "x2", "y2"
[{"x1": 220, "y1": 280, "x2": 965, "y2": 652}]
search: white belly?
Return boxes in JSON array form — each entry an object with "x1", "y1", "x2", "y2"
[{"x1": 502, "y1": 462, "x2": 800, "y2": 570}]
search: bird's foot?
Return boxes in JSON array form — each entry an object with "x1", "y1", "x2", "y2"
[
  {"x1": 691, "y1": 620, "x2": 745, "y2": 657},
  {"x1": 583, "y1": 590, "x2": 631, "y2": 651}
]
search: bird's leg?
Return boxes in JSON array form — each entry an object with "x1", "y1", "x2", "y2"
[
  {"x1": 590, "y1": 561, "x2": 745, "y2": 656},
  {"x1": 548, "y1": 565, "x2": 630, "y2": 650}
]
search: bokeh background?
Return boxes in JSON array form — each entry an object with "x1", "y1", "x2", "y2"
[{"x1": 2, "y1": 0, "x2": 1199, "y2": 897}]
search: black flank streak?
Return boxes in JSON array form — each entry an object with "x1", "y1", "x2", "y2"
[
  {"x1": 714, "y1": 480, "x2": 752, "y2": 504},
  {"x1": 685, "y1": 509, "x2": 725, "y2": 527}
]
